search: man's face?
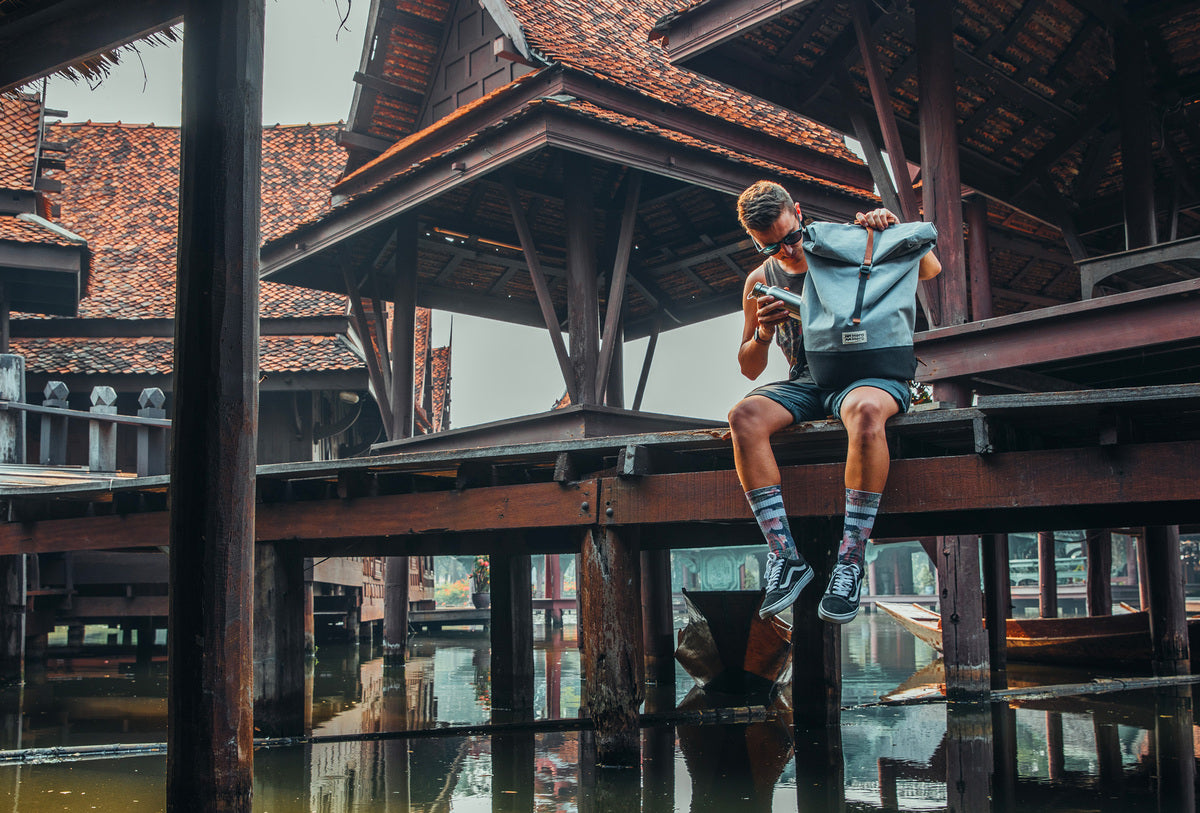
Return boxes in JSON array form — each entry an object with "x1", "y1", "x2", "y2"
[{"x1": 748, "y1": 202, "x2": 804, "y2": 272}]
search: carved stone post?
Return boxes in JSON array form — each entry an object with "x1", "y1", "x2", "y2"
[
  {"x1": 88, "y1": 385, "x2": 118, "y2": 472},
  {"x1": 137, "y1": 387, "x2": 168, "y2": 477},
  {"x1": 39, "y1": 381, "x2": 68, "y2": 465}
]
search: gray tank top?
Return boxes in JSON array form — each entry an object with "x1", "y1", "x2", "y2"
[{"x1": 763, "y1": 259, "x2": 813, "y2": 383}]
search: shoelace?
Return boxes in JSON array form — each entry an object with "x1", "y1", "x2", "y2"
[
  {"x1": 766, "y1": 555, "x2": 784, "y2": 586},
  {"x1": 828, "y1": 563, "x2": 859, "y2": 597}
]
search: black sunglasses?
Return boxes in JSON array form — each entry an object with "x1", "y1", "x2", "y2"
[{"x1": 754, "y1": 227, "x2": 804, "y2": 257}]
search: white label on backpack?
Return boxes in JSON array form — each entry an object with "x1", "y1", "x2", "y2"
[{"x1": 842, "y1": 330, "x2": 867, "y2": 345}]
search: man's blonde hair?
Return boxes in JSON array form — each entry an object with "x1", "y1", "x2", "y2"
[{"x1": 737, "y1": 181, "x2": 794, "y2": 232}]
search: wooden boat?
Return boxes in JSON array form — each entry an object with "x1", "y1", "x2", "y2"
[
  {"x1": 877, "y1": 601, "x2": 1200, "y2": 668},
  {"x1": 675, "y1": 589, "x2": 792, "y2": 695}
]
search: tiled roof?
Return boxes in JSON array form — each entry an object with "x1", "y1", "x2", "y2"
[
  {"x1": 0, "y1": 92, "x2": 40, "y2": 190},
  {"x1": 38, "y1": 122, "x2": 349, "y2": 320},
  {"x1": 11, "y1": 335, "x2": 365, "y2": 376},
  {"x1": 506, "y1": 0, "x2": 858, "y2": 163},
  {"x1": 0, "y1": 213, "x2": 85, "y2": 247},
  {"x1": 429, "y1": 344, "x2": 450, "y2": 430}
]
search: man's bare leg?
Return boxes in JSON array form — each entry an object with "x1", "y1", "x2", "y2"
[
  {"x1": 728, "y1": 394, "x2": 813, "y2": 617},
  {"x1": 820, "y1": 386, "x2": 901, "y2": 624}
]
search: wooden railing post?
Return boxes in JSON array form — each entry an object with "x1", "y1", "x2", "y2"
[
  {"x1": 0, "y1": 354, "x2": 25, "y2": 686},
  {"x1": 88, "y1": 386, "x2": 118, "y2": 473},
  {"x1": 39, "y1": 381, "x2": 68, "y2": 465},
  {"x1": 137, "y1": 388, "x2": 168, "y2": 477}
]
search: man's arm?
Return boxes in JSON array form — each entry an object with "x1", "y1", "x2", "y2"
[
  {"x1": 738, "y1": 266, "x2": 789, "y2": 380},
  {"x1": 854, "y1": 208, "x2": 942, "y2": 279}
]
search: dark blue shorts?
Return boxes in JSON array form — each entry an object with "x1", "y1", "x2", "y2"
[{"x1": 747, "y1": 377, "x2": 911, "y2": 424}]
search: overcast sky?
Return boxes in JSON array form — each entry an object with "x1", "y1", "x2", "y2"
[{"x1": 43, "y1": 0, "x2": 788, "y2": 428}]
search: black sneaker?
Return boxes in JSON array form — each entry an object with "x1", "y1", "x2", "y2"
[
  {"x1": 759, "y1": 552, "x2": 814, "y2": 619},
  {"x1": 818, "y1": 561, "x2": 864, "y2": 624}
]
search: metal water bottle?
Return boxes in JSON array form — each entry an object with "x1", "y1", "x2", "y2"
[{"x1": 749, "y1": 282, "x2": 802, "y2": 320}]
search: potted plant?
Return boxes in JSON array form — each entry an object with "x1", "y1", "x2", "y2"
[{"x1": 471, "y1": 555, "x2": 490, "y2": 609}]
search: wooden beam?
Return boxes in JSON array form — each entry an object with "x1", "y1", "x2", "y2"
[
  {"x1": 389, "y1": 218, "x2": 417, "y2": 440},
  {"x1": 631, "y1": 319, "x2": 660, "y2": 411},
  {"x1": 564, "y1": 154, "x2": 600, "y2": 405},
  {"x1": 596, "y1": 172, "x2": 641, "y2": 399},
  {"x1": 352, "y1": 70, "x2": 424, "y2": 107},
  {"x1": 169, "y1": 0, "x2": 262, "y2": 808},
  {"x1": 502, "y1": 179, "x2": 577, "y2": 403}
]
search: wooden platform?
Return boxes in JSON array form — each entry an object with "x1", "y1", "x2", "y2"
[{"x1": 0, "y1": 384, "x2": 1197, "y2": 555}]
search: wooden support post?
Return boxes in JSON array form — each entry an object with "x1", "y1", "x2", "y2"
[
  {"x1": 253, "y1": 542, "x2": 305, "y2": 737},
  {"x1": 604, "y1": 314, "x2": 625, "y2": 409},
  {"x1": 1094, "y1": 718, "x2": 1123, "y2": 796},
  {"x1": 946, "y1": 704, "x2": 993, "y2": 813},
  {"x1": 631, "y1": 320, "x2": 659, "y2": 412},
  {"x1": 579, "y1": 526, "x2": 643, "y2": 764},
  {"x1": 1153, "y1": 688, "x2": 1196, "y2": 812},
  {"x1": 595, "y1": 172, "x2": 640, "y2": 401},
  {"x1": 87, "y1": 385, "x2": 117, "y2": 472},
  {"x1": 641, "y1": 722, "x2": 675, "y2": 811},
  {"x1": 793, "y1": 718, "x2": 844, "y2": 812},
  {"x1": 981, "y1": 533, "x2": 1010, "y2": 688},
  {"x1": 791, "y1": 518, "x2": 841, "y2": 727},
  {"x1": 168, "y1": 0, "x2": 264, "y2": 808},
  {"x1": 935, "y1": 535, "x2": 989, "y2": 699},
  {"x1": 491, "y1": 550, "x2": 534, "y2": 714},
  {"x1": 135, "y1": 619, "x2": 155, "y2": 677},
  {"x1": 39, "y1": 381, "x2": 68, "y2": 465},
  {"x1": 383, "y1": 557, "x2": 409, "y2": 663},
  {"x1": 640, "y1": 548, "x2": 674, "y2": 686},
  {"x1": 1135, "y1": 529, "x2": 1150, "y2": 611},
  {"x1": 564, "y1": 154, "x2": 600, "y2": 406},
  {"x1": 545, "y1": 640, "x2": 563, "y2": 719},
  {"x1": 136, "y1": 388, "x2": 168, "y2": 477},
  {"x1": 1037, "y1": 531, "x2": 1057, "y2": 618},
  {"x1": 545, "y1": 553, "x2": 562, "y2": 628},
  {"x1": 303, "y1": 569, "x2": 315, "y2": 655},
  {"x1": 389, "y1": 217, "x2": 417, "y2": 440},
  {"x1": 0, "y1": 355, "x2": 24, "y2": 687},
  {"x1": 1046, "y1": 711, "x2": 1064, "y2": 779},
  {"x1": 382, "y1": 664, "x2": 411, "y2": 811},
  {"x1": 1144, "y1": 525, "x2": 1190, "y2": 675},
  {"x1": 1114, "y1": 26, "x2": 1156, "y2": 249},
  {"x1": 965, "y1": 197, "x2": 994, "y2": 321},
  {"x1": 491, "y1": 731, "x2": 536, "y2": 812},
  {"x1": 992, "y1": 703, "x2": 1018, "y2": 813},
  {"x1": 1085, "y1": 528, "x2": 1112, "y2": 616},
  {"x1": 916, "y1": 0, "x2": 968, "y2": 327},
  {"x1": 341, "y1": 255, "x2": 393, "y2": 431}
]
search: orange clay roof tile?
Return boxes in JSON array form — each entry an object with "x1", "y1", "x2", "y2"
[{"x1": 0, "y1": 93, "x2": 40, "y2": 190}]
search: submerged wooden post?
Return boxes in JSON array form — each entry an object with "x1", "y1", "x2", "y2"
[
  {"x1": 1153, "y1": 688, "x2": 1196, "y2": 812},
  {"x1": 1145, "y1": 525, "x2": 1190, "y2": 675},
  {"x1": 981, "y1": 533, "x2": 1010, "y2": 688},
  {"x1": 0, "y1": 355, "x2": 24, "y2": 686},
  {"x1": 253, "y1": 543, "x2": 305, "y2": 737},
  {"x1": 491, "y1": 551, "x2": 534, "y2": 714},
  {"x1": 791, "y1": 518, "x2": 840, "y2": 727},
  {"x1": 640, "y1": 548, "x2": 674, "y2": 686},
  {"x1": 1037, "y1": 531, "x2": 1057, "y2": 617},
  {"x1": 383, "y1": 557, "x2": 409, "y2": 662},
  {"x1": 168, "y1": 0, "x2": 264, "y2": 808},
  {"x1": 1085, "y1": 528, "x2": 1112, "y2": 616},
  {"x1": 946, "y1": 704, "x2": 993, "y2": 812},
  {"x1": 579, "y1": 527, "x2": 643, "y2": 764},
  {"x1": 936, "y1": 535, "x2": 989, "y2": 699}
]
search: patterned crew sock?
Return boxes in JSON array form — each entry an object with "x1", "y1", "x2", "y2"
[
  {"x1": 838, "y1": 488, "x2": 881, "y2": 567},
  {"x1": 746, "y1": 484, "x2": 800, "y2": 559}
]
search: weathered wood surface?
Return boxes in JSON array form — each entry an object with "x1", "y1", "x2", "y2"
[
  {"x1": 1145, "y1": 525, "x2": 1190, "y2": 676},
  {"x1": 491, "y1": 550, "x2": 534, "y2": 712},
  {"x1": 936, "y1": 535, "x2": 989, "y2": 698},
  {"x1": 168, "y1": 0, "x2": 264, "y2": 808}
]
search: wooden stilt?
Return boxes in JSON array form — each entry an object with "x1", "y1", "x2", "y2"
[
  {"x1": 936, "y1": 535, "x2": 989, "y2": 699},
  {"x1": 579, "y1": 526, "x2": 643, "y2": 764},
  {"x1": 303, "y1": 571, "x2": 315, "y2": 655},
  {"x1": 544, "y1": 553, "x2": 562, "y2": 628},
  {"x1": 1144, "y1": 525, "x2": 1190, "y2": 675},
  {"x1": 383, "y1": 557, "x2": 409, "y2": 663},
  {"x1": 1135, "y1": 529, "x2": 1150, "y2": 611},
  {"x1": 946, "y1": 704, "x2": 993, "y2": 812},
  {"x1": 981, "y1": 533, "x2": 1010, "y2": 688},
  {"x1": 791, "y1": 518, "x2": 840, "y2": 727},
  {"x1": 1153, "y1": 688, "x2": 1196, "y2": 812},
  {"x1": 253, "y1": 543, "x2": 305, "y2": 737},
  {"x1": 1094, "y1": 718, "x2": 1123, "y2": 795},
  {"x1": 491, "y1": 730, "x2": 536, "y2": 812},
  {"x1": 641, "y1": 723, "x2": 675, "y2": 811},
  {"x1": 793, "y1": 718, "x2": 844, "y2": 812},
  {"x1": 1114, "y1": 26, "x2": 1156, "y2": 249},
  {"x1": 640, "y1": 548, "x2": 674, "y2": 686},
  {"x1": 564, "y1": 154, "x2": 600, "y2": 405},
  {"x1": 168, "y1": 0, "x2": 263, "y2": 807},
  {"x1": 1037, "y1": 531, "x2": 1058, "y2": 618},
  {"x1": 1046, "y1": 711, "x2": 1064, "y2": 779},
  {"x1": 992, "y1": 703, "x2": 1018, "y2": 813},
  {"x1": 388, "y1": 215, "x2": 417, "y2": 440},
  {"x1": 491, "y1": 550, "x2": 534, "y2": 714},
  {"x1": 1085, "y1": 528, "x2": 1112, "y2": 616},
  {"x1": 916, "y1": 0, "x2": 968, "y2": 327},
  {"x1": 0, "y1": 355, "x2": 24, "y2": 687}
]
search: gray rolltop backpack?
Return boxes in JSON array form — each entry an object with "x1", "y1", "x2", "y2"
[{"x1": 799, "y1": 221, "x2": 937, "y2": 391}]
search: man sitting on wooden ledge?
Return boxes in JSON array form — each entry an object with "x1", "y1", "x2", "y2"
[{"x1": 729, "y1": 181, "x2": 941, "y2": 623}]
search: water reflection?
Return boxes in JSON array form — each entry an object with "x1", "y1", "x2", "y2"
[{"x1": 0, "y1": 614, "x2": 1195, "y2": 811}]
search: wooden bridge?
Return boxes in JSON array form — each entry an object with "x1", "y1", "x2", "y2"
[{"x1": 1, "y1": 382, "x2": 1196, "y2": 760}]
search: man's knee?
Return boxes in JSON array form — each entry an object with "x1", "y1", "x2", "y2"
[
  {"x1": 841, "y1": 393, "x2": 894, "y2": 437},
  {"x1": 728, "y1": 397, "x2": 783, "y2": 440}
]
